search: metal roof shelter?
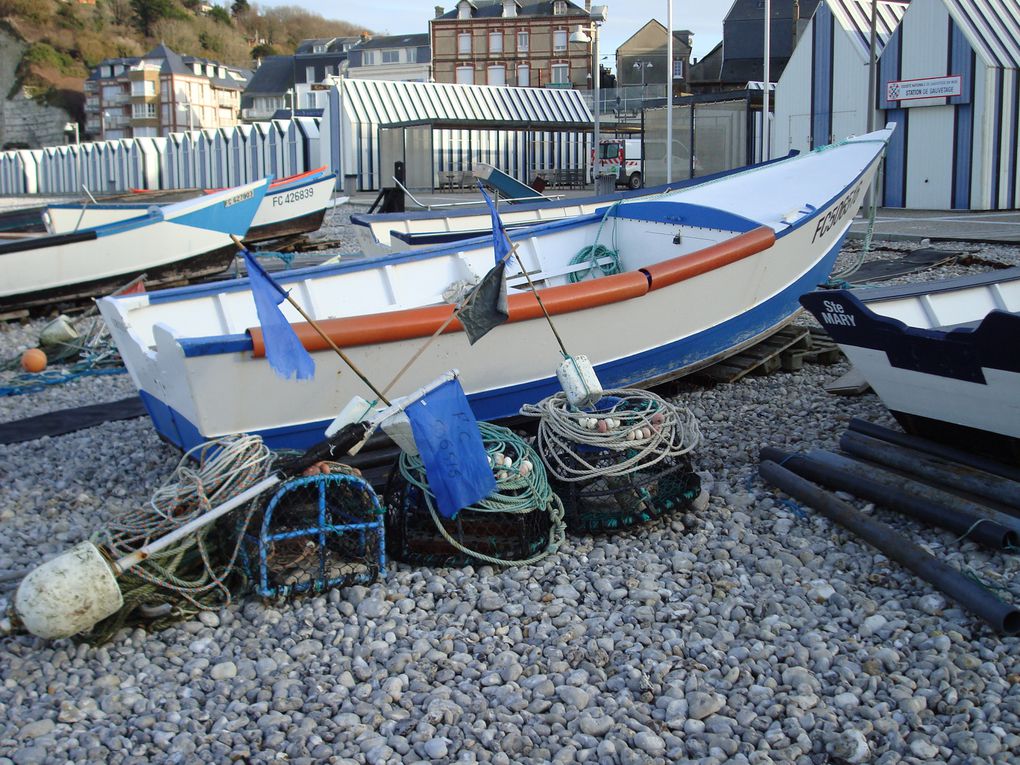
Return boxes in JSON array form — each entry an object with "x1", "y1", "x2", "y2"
[
  {"x1": 774, "y1": 1, "x2": 908, "y2": 157},
  {"x1": 321, "y1": 78, "x2": 594, "y2": 190},
  {"x1": 878, "y1": 0, "x2": 1020, "y2": 209}
]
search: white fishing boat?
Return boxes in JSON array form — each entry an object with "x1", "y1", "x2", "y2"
[
  {"x1": 350, "y1": 153, "x2": 798, "y2": 255},
  {"x1": 800, "y1": 267, "x2": 1020, "y2": 457},
  {"x1": 0, "y1": 178, "x2": 268, "y2": 310},
  {"x1": 45, "y1": 170, "x2": 337, "y2": 244},
  {"x1": 97, "y1": 127, "x2": 894, "y2": 452}
]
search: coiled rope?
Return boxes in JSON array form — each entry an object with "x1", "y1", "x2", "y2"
[
  {"x1": 397, "y1": 423, "x2": 566, "y2": 566},
  {"x1": 520, "y1": 389, "x2": 701, "y2": 483},
  {"x1": 569, "y1": 202, "x2": 621, "y2": 283},
  {"x1": 87, "y1": 435, "x2": 275, "y2": 641}
]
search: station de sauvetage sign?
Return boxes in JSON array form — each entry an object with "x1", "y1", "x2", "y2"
[{"x1": 885, "y1": 75, "x2": 963, "y2": 104}]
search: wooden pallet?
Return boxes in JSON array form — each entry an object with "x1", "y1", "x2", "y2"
[{"x1": 695, "y1": 326, "x2": 843, "y2": 383}]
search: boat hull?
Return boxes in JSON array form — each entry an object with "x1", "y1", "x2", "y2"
[
  {"x1": 800, "y1": 270, "x2": 1020, "y2": 459},
  {"x1": 99, "y1": 131, "x2": 890, "y2": 451}
]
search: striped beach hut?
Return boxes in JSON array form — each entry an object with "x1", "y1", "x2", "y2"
[
  {"x1": 879, "y1": 0, "x2": 1020, "y2": 210},
  {"x1": 773, "y1": 0, "x2": 908, "y2": 156}
]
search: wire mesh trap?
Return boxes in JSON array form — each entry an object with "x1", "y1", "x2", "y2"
[
  {"x1": 240, "y1": 468, "x2": 386, "y2": 598},
  {"x1": 384, "y1": 423, "x2": 565, "y2": 567},
  {"x1": 521, "y1": 389, "x2": 703, "y2": 533}
]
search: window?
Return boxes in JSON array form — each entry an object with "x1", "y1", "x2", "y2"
[
  {"x1": 487, "y1": 65, "x2": 506, "y2": 85},
  {"x1": 553, "y1": 29, "x2": 567, "y2": 51},
  {"x1": 489, "y1": 31, "x2": 503, "y2": 53},
  {"x1": 382, "y1": 49, "x2": 400, "y2": 64},
  {"x1": 457, "y1": 0, "x2": 471, "y2": 19},
  {"x1": 517, "y1": 64, "x2": 530, "y2": 87},
  {"x1": 102, "y1": 66, "x2": 113, "y2": 78},
  {"x1": 306, "y1": 66, "x2": 315, "y2": 82},
  {"x1": 313, "y1": 44, "x2": 326, "y2": 53},
  {"x1": 456, "y1": 66, "x2": 474, "y2": 84},
  {"x1": 306, "y1": 92, "x2": 317, "y2": 109},
  {"x1": 553, "y1": 0, "x2": 566, "y2": 15},
  {"x1": 673, "y1": 59, "x2": 684, "y2": 78},
  {"x1": 551, "y1": 62, "x2": 569, "y2": 84},
  {"x1": 517, "y1": 31, "x2": 529, "y2": 52},
  {"x1": 458, "y1": 32, "x2": 472, "y2": 56},
  {"x1": 131, "y1": 102, "x2": 156, "y2": 118},
  {"x1": 131, "y1": 80, "x2": 155, "y2": 96}
]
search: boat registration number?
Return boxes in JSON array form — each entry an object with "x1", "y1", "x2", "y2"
[
  {"x1": 273, "y1": 187, "x2": 315, "y2": 206},
  {"x1": 811, "y1": 179, "x2": 865, "y2": 243},
  {"x1": 224, "y1": 190, "x2": 254, "y2": 207}
]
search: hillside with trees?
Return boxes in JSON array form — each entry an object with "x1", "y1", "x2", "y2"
[{"x1": 0, "y1": 0, "x2": 367, "y2": 144}]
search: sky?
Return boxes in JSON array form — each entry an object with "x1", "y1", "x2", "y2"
[{"x1": 260, "y1": 1, "x2": 730, "y2": 67}]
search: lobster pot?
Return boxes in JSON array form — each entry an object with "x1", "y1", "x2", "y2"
[
  {"x1": 548, "y1": 448, "x2": 701, "y2": 533},
  {"x1": 384, "y1": 424, "x2": 562, "y2": 568},
  {"x1": 240, "y1": 470, "x2": 385, "y2": 597}
]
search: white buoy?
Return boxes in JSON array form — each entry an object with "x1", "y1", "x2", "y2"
[{"x1": 556, "y1": 355, "x2": 603, "y2": 410}]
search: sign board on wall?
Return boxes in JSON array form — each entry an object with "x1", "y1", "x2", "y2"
[{"x1": 886, "y1": 75, "x2": 962, "y2": 103}]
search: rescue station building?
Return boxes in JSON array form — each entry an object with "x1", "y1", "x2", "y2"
[{"x1": 773, "y1": 0, "x2": 1020, "y2": 210}]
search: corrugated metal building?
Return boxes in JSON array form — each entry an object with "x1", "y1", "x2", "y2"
[
  {"x1": 776, "y1": 0, "x2": 1020, "y2": 210},
  {"x1": 321, "y1": 78, "x2": 594, "y2": 191},
  {"x1": 773, "y1": 0, "x2": 908, "y2": 155},
  {"x1": 879, "y1": 0, "x2": 1020, "y2": 209}
]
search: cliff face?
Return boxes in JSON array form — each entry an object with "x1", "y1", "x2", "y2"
[{"x1": 0, "y1": 27, "x2": 75, "y2": 150}]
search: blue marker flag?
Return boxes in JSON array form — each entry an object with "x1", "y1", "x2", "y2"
[
  {"x1": 404, "y1": 377, "x2": 496, "y2": 519},
  {"x1": 243, "y1": 249, "x2": 316, "y2": 381},
  {"x1": 478, "y1": 182, "x2": 512, "y2": 266}
]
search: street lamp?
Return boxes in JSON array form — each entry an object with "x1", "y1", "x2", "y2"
[
  {"x1": 570, "y1": 5, "x2": 607, "y2": 189},
  {"x1": 64, "y1": 122, "x2": 81, "y2": 191},
  {"x1": 633, "y1": 60, "x2": 653, "y2": 103}
]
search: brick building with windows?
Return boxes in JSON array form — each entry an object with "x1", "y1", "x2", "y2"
[
  {"x1": 84, "y1": 45, "x2": 250, "y2": 139},
  {"x1": 430, "y1": 0, "x2": 594, "y2": 88}
]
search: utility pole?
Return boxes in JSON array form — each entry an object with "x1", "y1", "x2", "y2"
[
  {"x1": 666, "y1": 0, "x2": 673, "y2": 182},
  {"x1": 762, "y1": 0, "x2": 771, "y2": 162}
]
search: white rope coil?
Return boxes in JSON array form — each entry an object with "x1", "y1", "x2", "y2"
[{"x1": 520, "y1": 389, "x2": 700, "y2": 483}]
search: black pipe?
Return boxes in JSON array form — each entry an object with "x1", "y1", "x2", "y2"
[
  {"x1": 840, "y1": 431, "x2": 1020, "y2": 512},
  {"x1": 760, "y1": 447, "x2": 1017, "y2": 551},
  {"x1": 802, "y1": 449, "x2": 1020, "y2": 537},
  {"x1": 759, "y1": 459, "x2": 1020, "y2": 635},
  {"x1": 848, "y1": 418, "x2": 1020, "y2": 484}
]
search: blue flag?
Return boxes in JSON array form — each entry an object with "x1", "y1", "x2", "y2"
[
  {"x1": 243, "y1": 250, "x2": 315, "y2": 381},
  {"x1": 404, "y1": 377, "x2": 495, "y2": 519},
  {"x1": 478, "y1": 182, "x2": 512, "y2": 266}
]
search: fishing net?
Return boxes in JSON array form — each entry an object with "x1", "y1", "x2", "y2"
[
  {"x1": 84, "y1": 435, "x2": 275, "y2": 643},
  {"x1": 521, "y1": 389, "x2": 703, "y2": 532},
  {"x1": 239, "y1": 466, "x2": 385, "y2": 597},
  {"x1": 384, "y1": 423, "x2": 565, "y2": 567}
]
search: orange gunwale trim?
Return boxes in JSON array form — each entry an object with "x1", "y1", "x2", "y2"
[
  {"x1": 249, "y1": 225, "x2": 777, "y2": 357},
  {"x1": 640, "y1": 226, "x2": 776, "y2": 290}
]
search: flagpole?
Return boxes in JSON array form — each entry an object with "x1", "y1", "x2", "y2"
[
  {"x1": 231, "y1": 235, "x2": 391, "y2": 406},
  {"x1": 502, "y1": 229, "x2": 571, "y2": 359}
]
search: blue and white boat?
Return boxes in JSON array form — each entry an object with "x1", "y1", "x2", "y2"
[
  {"x1": 0, "y1": 178, "x2": 268, "y2": 310},
  {"x1": 44, "y1": 169, "x2": 336, "y2": 244},
  {"x1": 800, "y1": 267, "x2": 1020, "y2": 456},
  {"x1": 350, "y1": 153, "x2": 799, "y2": 255},
  {"x1": 97, "y1": 127, "x2": 894, "y2": 451}
]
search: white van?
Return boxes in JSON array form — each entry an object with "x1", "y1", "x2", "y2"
[{"x1": 595, "y1": 138, "x2": 643, "y2": 189}]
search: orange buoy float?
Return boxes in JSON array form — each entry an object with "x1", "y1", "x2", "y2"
[{"x1": 20, "y1": 348, "x2": 47, "y2": 373}]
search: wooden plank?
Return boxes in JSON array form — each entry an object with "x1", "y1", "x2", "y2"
[{"x1": 824, "y1": 366, "x2": 871, "y2": 395}]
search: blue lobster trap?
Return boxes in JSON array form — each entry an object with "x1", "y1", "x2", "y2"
[{"x1": 240, "y1": 471, "x2": 386, "y2": 598}]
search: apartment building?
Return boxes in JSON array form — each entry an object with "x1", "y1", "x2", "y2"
[
  {"x1": 84, "y1": 45, "x2": 250, "y2": 139},
  {"x1": 347, "y1": 34, "x2": 432, "y2": 82},
  {"x1": 430, "y1": 0, "x2": 594, "y2": 88}
]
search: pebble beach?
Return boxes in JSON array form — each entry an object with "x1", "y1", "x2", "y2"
[{"x1": 1, "y1": 208, "x2": 1019, "y2": 765}]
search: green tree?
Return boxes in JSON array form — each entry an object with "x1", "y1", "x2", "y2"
[
  {"x1": 131, "y1": 0, "x2": 185, "y2": 35},
  {"x1": 207, "y1": 4, "x2": 230, "y2": 25},
  {"x1": 230, "y1": 0, "x2": 248, "y2": 17}
]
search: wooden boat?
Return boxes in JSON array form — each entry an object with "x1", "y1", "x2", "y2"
[
  {"x1": 97, "y1": 127, "x2": 893, "y2": 452},
  {"x1": 350, "y1": 153, "x2": 799, "y2": 255},
  {"x1": 0, "y1": 178, "x2": 268, "y2": 310},
  {"x1": 45, "y1": 169, "x2": 337, "y2": 244},
  {"x1": 800, "y1": 267, "x2": 1020, "y2": 459}
]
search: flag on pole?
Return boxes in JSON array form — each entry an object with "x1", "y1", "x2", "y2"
[
  {"x1": 457, "y1": 184, "x2": 513, "y2": 344},
  {"x1": 404, "y1": 377, "x2": 495, "y2": 519},
  {"x1": 242, "y1": 249, "x2": 316, "y2": 381}
]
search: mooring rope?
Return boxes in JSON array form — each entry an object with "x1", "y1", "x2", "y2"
[
  {"x1": 520, "y1": 389, "x2": 701, "y2": 483},
  {"x1": 397, "y1": 423, "x2": 566, "y2": 567},
  {"x1": 87, "y1": 435, "x2": 275, "y2": 641},
  {"x1": 568, "y1": 202, "x2": 621, "y2": 283}
]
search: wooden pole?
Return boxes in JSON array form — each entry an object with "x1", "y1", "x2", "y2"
[{"x1": 231, "y1": 235, "x2": 390, "y2": 405}]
